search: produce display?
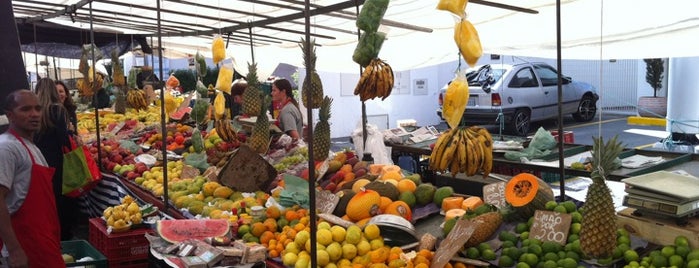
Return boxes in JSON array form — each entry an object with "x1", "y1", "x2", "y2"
[
  {"x1": 429, "y1": 125, "x2": 493, "y2": 177},
  {"x1": 300, "y1": 38, "x2": 324, "y2": 109},
  {"x1": 102, "y1": 195, "x2": 143, "y2": 232}
]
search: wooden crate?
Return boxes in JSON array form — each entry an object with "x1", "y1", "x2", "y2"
[{"x1": 616, "y1": 208, "x2": 699, "y2": 248}]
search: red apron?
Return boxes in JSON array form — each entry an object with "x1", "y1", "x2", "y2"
[{"x1": 1, "y1": 130, "x2": 64, "y2": 267}]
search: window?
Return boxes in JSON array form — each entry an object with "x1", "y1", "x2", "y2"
[
  {"x1": 533, "y1": 64, "x2": 560, "y2": 86},
  {"x1": 508, "y1": 67, "x2": 538, "y2": 88}
]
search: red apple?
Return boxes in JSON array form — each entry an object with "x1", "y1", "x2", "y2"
[
  {"x1": 106, "y1": 162, "x2": 117, "y2": 172},
  {"x1": 135, "y1": 163, "x2": 148, "y2": 174},
  {"x1": 126, "y1": 171, "x2": 138, "y2": 180}
]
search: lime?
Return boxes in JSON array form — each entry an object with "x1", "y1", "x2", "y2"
[
  {"x1": 519, "y1": 253, "x2": 539, "y2": 267},
  {"x1": 675, "y1": 235, "x2": 691, "y2": 247},
  {"x1": 617, "y1": 228, "x2": 630, "y2": 238},
  {"x1": 543, "y1": 260, "x2": 558, "y2": 268},
  {"x1": 541, "y1": 241, "x2": 561, "y2": 253},
  {"x1": 652, "y1": 255, "x2": 668, "y2": 267},
  {"x1": 687, "y1": 259, "x2": 699, "y2": 268},
  {"x1": 570, "y1": 240, "x2": 582, "y2": 254},
  {"x1": 477, "y1": 242, "x2": 491, "y2": 253},
  {"x1": 543, "y1": 252, "x2": 559, "y2": 262},
  {"x1": 515, "y1": 222, "x2": 529, "y2": 234},
  {"x1": 499, "y1": 231, "x2": 519, "y2": 243},
  {"x1": 520, "y1": 231, "x2": 530, "y2": 240},
  {"x1": 627, "y1": 260, "x2": 640, "y2": 267},
  {"x1": 515, "y1": 262, "x2": 531, "y2": 268},
  {"x1": 561, "y1": 201, "x2": 577, "y2": 213},
  {"x1": 567, "y1": 234, "x2": 579, "y2": 243},
  {"x1": 558, "y1": 257, "x2": 578, "y2": 268},
  {"x1": 669, "y1": 254, "x2": 684, "y2": 268},
  {"x1": 569, "y1": 223, "x2": 582, "y2": 235},
  {"x1": 522, "y1": 239, "x2": 531, "y2": 247},
  {"x1": 502, "y1": 240, "x2": 516, "y2": 249},
  {"x1": 570, "y1": 211, "x2": 583, "y2": 223},
  {"x1": 528, "y1": 238, "x2": 542, "y2": 246},
  {"x1": 466, "y1": 247, "x2": 480, "y2": 259},
  {"x1": 499, "y1": 255, "x2": 515, "y2": 267},
  {"x1": 649, "y1": 250, "x2": 661, "y2": 258},
  {"x1": 482, "y1": 249, "x2": 497, "y2": 260},
  {"x1": 566, "y1": 251, "x2": 580, "y2": 262},
  {"x1": 528, "y1": 244, "x2": 543, "y2": 256},
  {"x1": 616, "y1": 243, "x2": 630, "y2": 255},
  {"x1": 687, "y1": 249, "x2": 699, "y2": 261},
  {"x1": 545, "y1": 201, "x2": 559, "y2": 211},
  {"x1": 677, "y1": 245, "x2": 691, "y2": 258},
  {"x1": 505, "y1": 247, "x2": 523, "y2": 260},
  {"x1": 613, "y1": 247, "x2": 625, "y2": 259},
  {"x1": 617, "y1": 235, "x2": 631, "y2": 246},
  {"x1": 554, "y1": 205, "x2": 568, "y2": 214},
  {"x1": 597, "y1": 257, "x2": 614, "y2": 266},
  {"x1": 624, "y1": 249, "x2": 639, "y2": 263},
  {"x1": 527, "y1": 217, "x2": 535, "y2": 228},
  {"x1": 661, "y1": 245, "x2": 676, "y2": 258},
  {"x1": 558, "y1": 251, "x2": 567, "y2": 260}
]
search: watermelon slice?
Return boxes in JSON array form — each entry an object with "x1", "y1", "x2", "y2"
[{"x1": 156, "y1": 219, "x2": 230, "y2": 243}]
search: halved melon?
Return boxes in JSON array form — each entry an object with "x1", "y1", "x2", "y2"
[
  {"x1": 504, "y1": 173, "x2": 554, "y2": 219},
  {"x1": 441, "y1": 196, "x2": 464, "y2": 212},
  {"x1": 445, "y1": 208, "x2": 466, "y2": 221},
  {"x1": 156, "y1": 219, "x2": 230, "y2": 243},
  {"x1": 461, "y1": 196, "x2": 484, "y2": 211}
]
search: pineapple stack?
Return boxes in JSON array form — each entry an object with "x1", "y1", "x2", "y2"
[
  {"x1": 242, "y1": 62, "x2": 262, "y2": 116},
  {"x1": 248, "y1": 96, "x2": 271, "y2": 154},
  {"x1": 300, "y1": 38, "x2": 324, "y2": 109},
  {"x1": 312, "y1": 96, "x2": 333, "y2": 161},
  {"x1": 579, "y1": 135, "x2": 624, "y2": 259}
]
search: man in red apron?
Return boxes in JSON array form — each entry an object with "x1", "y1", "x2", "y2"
[{"x1": 0, "y1": 89, "x2": 65, "y2": 267}]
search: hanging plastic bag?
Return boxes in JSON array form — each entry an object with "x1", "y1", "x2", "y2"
[
  {"x1": 216, "y1": 63, "x2": 234, "y2": 94},
  {"x1": 351, "y1": 123, "x2": 393, "y2": 165},
  {"x1": 212, "y1": 34, "x2": 226, "y2": 65},
  {"x1": 356, "y1": 0, "x2": 390, "y2": 33},
  {"x1": 442, "y1": 70, "x2": 470, "y2": 129},
  {"x1": 454, "y1": 18, "x2": 482, "y2": 67},
  {"x1": 437, "y1": 0, "x2": 469, "y2": 18},
  {"x1": 352, "y1": 31, "x2": 387, "y2": 67}
]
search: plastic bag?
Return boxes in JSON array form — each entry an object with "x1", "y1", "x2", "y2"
[
  {"x1": 436, "y1": 0, "x2": 468, "y2": 18},
  {"x1": 212, "y1": 34, "x2": 226, "y2": 65},
  {"x1": 216, "y1": 63, "x2": 234, "y2": 94},
  {"x1": 184, "y1": 152, "x2": 210, "y2": 172},
  {"x1": 356, "y1": 0, "x2": 390, "y2": 32},
  {"x1": 352, "y1": 31, "x2": 387, "y2": 67},
  {"x1": 351, "y1": 123, "x2": 393, "y2": 165},
  {"x1": 442, "y1": 70, "x2": 470, "y2": 129},
  {"x1": 504, "y1": 127, "x2": 557, "y2": 161},
  {"x1": 119, "y1": 140, "x2": 141, "y2": 154}
]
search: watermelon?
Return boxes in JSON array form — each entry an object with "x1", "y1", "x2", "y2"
[{"x1": 156, "y1": 219, "x2": 230, "y2": 243}]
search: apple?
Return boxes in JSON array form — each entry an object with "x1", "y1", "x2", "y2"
[
  {"x1": 135, "y1": 163, "x2": 148, "y2": 174},
  {"x1": 107, "y1": 162, "x2": 117, "y2": 172},
  {"x1": 113, "y1": 164, "x2": 122, "y2": 173},
  {"x1": 126, "y1": 171, "x2": 138, "y2": 180}
]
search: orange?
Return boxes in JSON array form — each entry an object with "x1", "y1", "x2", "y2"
[
  {"x1": 265, "y1": 206, "x2": 281, "y2": 220},
  {"x1": 340, "y1": 164, "x2": 353, "y2": 173},
  {"x1": 418, "y1": 249, "x2": 434, "y2": 261},
  {"x1": 263, "y1": 218, "x2": 278, "y2": 232},
  {"x1": 251, "y1": 222, "x2": 267, "y2": 237},
  {"x1": 285, "y1": 210, "x2": 300, "y2": 221},
  {"x1": 397, "y1": 179, "x2": 417, "y2": 193},
  {"x1": 260, "y1": 231, "x2": 275, "y2": 244}
]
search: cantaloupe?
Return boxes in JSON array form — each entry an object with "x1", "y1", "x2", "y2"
[
  {"x1": 346, "y1": 189, "x2": 381, "y2": 221},
  {"x1": 444, "y1": 208, "x2": 466, "y2": 221},
  {"x1": 504, "y1": 173, "x2": 554, "y2": 219},
  {"x1": 441, "y1": 196, "x2": 464, "y2": 212},
  {"x1": 461, "y1": 196, "x2": 484, "y2": 211}
]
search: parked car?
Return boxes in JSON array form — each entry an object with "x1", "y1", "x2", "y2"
[{"x1": 437, "y1": 62, "x2": 598, "y2": 136}]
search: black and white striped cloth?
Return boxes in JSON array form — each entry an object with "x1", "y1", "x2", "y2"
[{"x1": 77, "y1": 172, "x2": 143, "y2": 218}]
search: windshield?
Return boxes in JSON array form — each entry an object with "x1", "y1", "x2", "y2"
[{"x1": 467, "y1": 65, "x2": 505, "y2": 86}]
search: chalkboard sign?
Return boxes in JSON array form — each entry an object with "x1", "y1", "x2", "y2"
[
  {"x1": 315, "y1": 189, "x2": 339, "y2": 214},
  {"x1": 430, "y1": 218, "x2": 477, "y2": 268},
  {"x1": 483, "y1": 182, "x2": 507, "y2": 209},
  {"x1": 529, "y1": 210, "x2": 572, "y2": 245}
]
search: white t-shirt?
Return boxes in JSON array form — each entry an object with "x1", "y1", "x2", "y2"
[{"x1": 0, "y1": 132, "x2": 48, "y2": 214}]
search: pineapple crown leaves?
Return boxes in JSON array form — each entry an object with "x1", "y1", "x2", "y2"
[
  {"x1": 299, "y1": 38, "x2": 317, "y2": 71},
  {"x1": 318, "y1": 96, "x2": 333, "y2": 121},
  {"x1": 590, "y1": 135, "x2": 625, "y2": 179},
  {"x1": 246, "y1": 62, "x2": 260, "y2": 89}
]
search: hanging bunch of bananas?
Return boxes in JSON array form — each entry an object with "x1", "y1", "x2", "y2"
[
  {"x1": 353, "y1": 58, "x2": 395, "y2": 101},
  {"x1": 429, "y1": 125, "x2": 493, "y2": 178},
  {"x1": 127, "y1": 89, "x2": 148, "y2": 110},
  {"x1": 214, "y1": 119, "x2": 237, "y2": 142}
]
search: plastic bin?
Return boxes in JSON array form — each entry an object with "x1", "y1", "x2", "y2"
[
  {"x1": 61, "y1": 240, "x2": 108, "y2": 268},
  {"x1": 550, "y1": 131, "x2": 574, "y2": 144},
  {"x1": 88, "y1": 218, "x2": 153, "y2": 267}
]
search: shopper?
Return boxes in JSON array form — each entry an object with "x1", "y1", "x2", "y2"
[
  {"x1": 271, "y1": 78, "x2": 303, "y2": 140},
  {"x1": 0, "y1": 89, "x2": 65, "y2": 267},
  {"x1": 55, "y1": 80, "x2": 77, "y2": 133},
  {"x1": 230, "y1": 79, "x2": 248, "y2": 118},
  {"x1": 33, "y1": 78, "x2": 76, "y2": 241}
]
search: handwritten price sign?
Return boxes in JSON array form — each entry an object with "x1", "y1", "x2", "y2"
[
  {"x1": 529, "y1": 210, "x2": 572, "y2": 245},
  {"x1": 431, "y1": 219, "x2": 477, "y2": 268},
  {"x1": 482, "y1": 182, "x2": 507, "y2": 209}
]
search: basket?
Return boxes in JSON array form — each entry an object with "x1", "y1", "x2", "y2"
[
  {"x1": 88, "y1": 218, "x2": 153, "y2": 266},
  {"x1": 61, "y1": 240, "x2": 108, "y2": 268}
]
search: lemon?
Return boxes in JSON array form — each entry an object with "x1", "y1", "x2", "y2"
[
  {"x1": 285, "y1": 242, "x2": 300, "y2": 255},
  {"x1": 317, "y1": 250, "x2": 330, "y2": 266},
  {"x1": 356, "y1": 240, "x2": 371, "y2": 256},
  {"x1": 317, "y1": 229, "x2": 334, "y2": 246},
  {"x1": 364, "y1": 224, "x2": 381, "y2": 240},
  {"x1": 342, "y1": 243, "x2": 357, "y2": 260},
  {"x1": 295, "y1": 230, "x2": 310, "y2": 247},
  {"x1": 331, "y1": 226, "x2": 346, "y2": 242},
  {"x1": 326, "y1": 242, "x2": 343, "y2": 261},
  {"x1": 282, "y1": 252, "x2": 298, "y2": 266},
  {"x1": 345, "y1": 226, "x2": 362, "y2": 245},
  {"x1": 318, "y1": 221, "x2": 332, "y2": 230}
]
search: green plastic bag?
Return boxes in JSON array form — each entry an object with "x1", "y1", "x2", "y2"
[{"x1": 184, "y1": 152, "x2": 210, "y2": 172}]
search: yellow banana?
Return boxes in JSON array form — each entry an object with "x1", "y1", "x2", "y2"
[
  {"x1": 429, "y1": 129, "x2": 453, "y2": 170},
  {"x1": 440, "y1": 128, "x2": 460, "y2": 171}
]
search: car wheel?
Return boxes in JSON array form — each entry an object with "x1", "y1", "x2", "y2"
[
  {"x1": 509, "y1": 109, "x2": 531, "y2": 136},
  {"x1": 572, "y1": 95, "x2": 597, "y2": 122}
]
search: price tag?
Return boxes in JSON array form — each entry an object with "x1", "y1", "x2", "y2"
[
  {"x1": 431, "y1": 218, "x2": 477, "y2": 268},
  {"x1": 483, "y1": 182, "x2": 507, "y2": 209},
  {"x1": 315, "y1": 189, "x2": 339, "y2": 214},
  {"x1": 529, "y1": 210, "x2": 572, "y2": 245}
]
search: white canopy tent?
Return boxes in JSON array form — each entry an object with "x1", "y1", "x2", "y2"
[{"x1": 13, "y1": 0, "x2": 699, "y2": 74}]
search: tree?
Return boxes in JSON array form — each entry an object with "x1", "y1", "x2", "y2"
[{"x1": 644, "y1": 58, "x2": 664, "y2": 98}]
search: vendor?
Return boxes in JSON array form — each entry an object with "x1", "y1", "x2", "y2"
[
  {"x1": 230, "y1": 79, "x2": 247, "y2": 118},
  {"x1": 271, "y1": 78, "x2": 303, "y2": 140}
]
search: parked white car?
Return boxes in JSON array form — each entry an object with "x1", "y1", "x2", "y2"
[{"x1": 437, "y1": 62, "x2": 599, "y2": 136}]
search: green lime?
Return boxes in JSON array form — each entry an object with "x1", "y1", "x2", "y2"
[
  {"x1": 649, "y1": 250, "x2": 661, "y2": 258},
  {"x1": 570, "y1": 240, "x2": 581, "y2": 254},
  {"x1": 561, "y1": 201, "x2": 577, "y2": 213},
  {"x1": 499, "y1": 255, "x2": 515, "y2": 267},
  {"x1": 558, "y1": 257, "x2": 578, "y2": 268},
  {"x1": 519, "y1": 253, "x2": 539, "y2": 267},
  {"x1": 640, "y1": 260, "x2": 650, "y2": 267},
  {"x1": 624, "y1": 249, "x2": 639, "y2": 263},
  {"x1": 558, "y1": 251, "x2": 567, "y2": 260},
  {"x1": 528, "y1": 244, "x2": 543, "y2": 256},
  {"x1": 597, "y1": 257, "x2": 614, "y2": 266},
  {"x1": 503, "y1": 240, "x2": 516, "y2": 249},
  {"x1": 570, "y1": 211, "x2": 583, "y2": 223},
  {"x1": 566, "y1": 251, "x2": 580, "y2": 262},
  {"x1": 515, "y1": 262, "x2": 531, "y2": 268},
  {"x1": 553, "y1": 205, "x2": 568, "y2": 214},
  {"x1": 613, "y1": 247, "x2": 625, "y2": 259},
  {"x1": 505, "y1": 247, "x2": 523, "y2": 260},
  {"x1": 545, "y1": 201, "x2": 559, "y2": 211},
  {"x1": 567, "y1": 234, "x2": 579, "y2": 243},
  {"x1": 661, "y1": 245, "x2": 676, "y2": 258},
  {"x1": 520, "y1": 231, "x2": 530, "y2": 240},
  {"x1": 675, "y1": 235, "x2": 691, "y2": 247},
  {"x1": 616, "y1": 243, "x2": 630, "y2": 255},
  {"x1": 516, "y1": 222, "x2": 530, "y2": 234},
  {"x1": 527, "y1": 217, "x2": 535, "y2": 228},
  {"x1": 617, "y1": 228, "x2": 630, "y2": 238},
  {"x1": 543, "y1": 252, "x2": 559, "y2": 262},
  {"x1": 669, "y1": 254, "x2": 685, "y2": 268},
  {"x1": 542, "y1": 260, "x2": 558, "y2": 268},
  {"x1": 482, "y1": 249, "x2": 497, "y2": 260},
  {"x1": 676, "y1": 245, "x2": 691, "y2": 258},
  {"x1": 541, "y1": 241, "x2": 561, "y2": 254},
  {"x1": 529, "y1": 238, "x2": 542, "y2": 246},
  {"x1": 617, "y1": 235, "x2": 631, "y2": 246},
  {"x1": 687, "y1": 249, "x2": 699, "y2": 261},
  {"x1": 500, "y1": 231, "x2": 519, "y2": 243},
  {"x1": 522, "y1": 239, "x2": 532, "y2": 247},
  {"x1": 466, "y1": 247, "x2": 480, "y2": 259},
  {"x1": 652, "y1": 255, "x2": 668, "y2": 267},
  {"x1": 687, "y1": 259, "x2": 699, "y2": 268},
  {"x1": 569, "y1": 223, "x2": 582, "y2": 235},
  {"x1": 627, "y1": 260, "x2": 640, "y2": 267},
  {"x1": 477, "y1": 242, "x2": 491, "y2": 253}
]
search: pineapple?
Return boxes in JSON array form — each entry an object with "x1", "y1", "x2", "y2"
[
  {"x1": 312, "y1": 96, "x2": 333, "y2": 161},
  {"x1": 248, "y1": 96, "x2": 271, "y2": 154},
  {"x1": 114, "y1": 89, "x2": 126, "y2": 114},
  {"x1": 299, "y1": 38, "x2": 323, "y2": 109},
  {"x1": 242, "y1": 62, "x2": 262, "y2": 116},
  {"x1": 579, "y1": 135, "x2": 624, "y2": 259}
]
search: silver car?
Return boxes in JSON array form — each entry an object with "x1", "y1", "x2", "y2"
[{"x1": 437, "y1": 62, "x2": 599, "y2": 136}]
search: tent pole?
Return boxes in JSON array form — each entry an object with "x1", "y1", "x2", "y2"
[
  {"x1": 248, "y1": 24, "x2": 255, "y2": 63},
  {"x1": 156, "y1": 0, "x2": 170, "y2": 212},
  {"x1": 555, "y1": 0, "x2": 566, "y2": 199},
  {"x1": 33, "y1": 23, "x2": 38, "y2": 79},
  {"x1": 355, "y1": 1, "x2": 373, "y2": 163},
  {"x1": 302, "y1": 0, "x2": 318, "y2": 266},
  {"x1": 89, "y1": 2, "x2": 103, "y2": 173}
]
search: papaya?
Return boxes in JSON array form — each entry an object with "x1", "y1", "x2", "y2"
[{"x1": 414, "y1": 183, "x2": 436, "y2": 206}]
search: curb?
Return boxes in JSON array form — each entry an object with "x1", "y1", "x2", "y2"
[{"x1": 627, "y1": 116, "x2": 666, "y2": 127}]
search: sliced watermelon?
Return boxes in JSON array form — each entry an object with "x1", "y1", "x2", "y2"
[{"x1": 156, "y1": 219, "x2": 230, "y2": 243}]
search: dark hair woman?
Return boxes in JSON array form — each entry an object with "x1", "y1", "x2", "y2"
[
  {"x1": 55, "y1": 80, "x2": 77, "y2": 133},
  {"x1": 271, "y1": 78, "x2": 303, "y2": 140}
]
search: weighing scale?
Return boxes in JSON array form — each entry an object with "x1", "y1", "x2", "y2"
[{"x1": 621, "y1": 171, "x2": 699, "y2": 225}]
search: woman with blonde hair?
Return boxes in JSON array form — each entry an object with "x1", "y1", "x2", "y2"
[{"x1": 34, "y1": 77, "x2": 76, "y2": 241}]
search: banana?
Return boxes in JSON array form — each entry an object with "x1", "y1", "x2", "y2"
[
  {"x1": 382, "y1": 62, "x2": 394, "y2": 100},
  {"x1": 429, "y1": 129, "x2": 453, "y2": 170},
  {"x1": 440, "y1": 129, "x2": 460, "y2": 171},
  {"x1": 465, "y1": 136, "x2": 479, "y2": 176},
  {"x1": 457, "y1": 128, "x2": 468, "y2": 174}
]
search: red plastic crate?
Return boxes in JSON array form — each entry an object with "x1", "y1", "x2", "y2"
[
  {"x1": 550, "y1": 131, "x2": 574, "y2": 144},
  {"x1": 88, "y1": 218, "x2": 153, "y2": 265}
]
